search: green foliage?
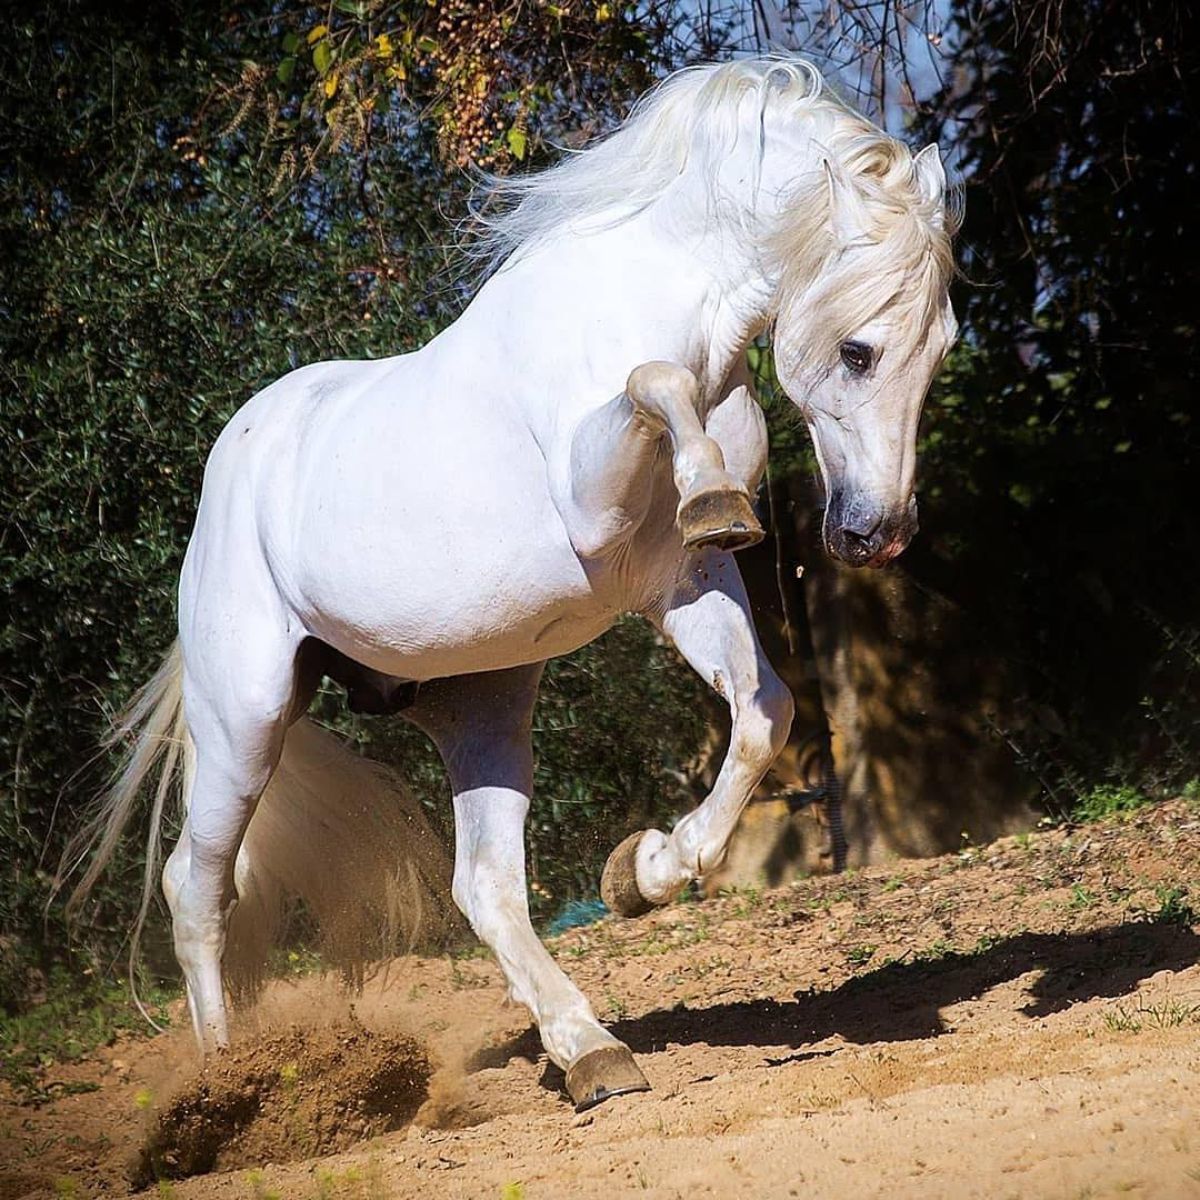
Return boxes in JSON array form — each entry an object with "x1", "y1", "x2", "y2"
[
  {"x1": 845, "y1": 944, "x2": 876, "y2": 967},
  {"x1": 259, "y1": 0, "x2": 674, "y2": 171},
  {"x1": 528, "y1": 620, "x2": 710, "y2": 910},
  {"x1": 906, "y1": 0, "x2": 1200, "y2": 811},
  {"x1": 245, "y1": 1169, "x2": 283, "y2": 1200},
  {"x1": 0, "y1": 969, "x2": 174, "y2": 1101},
  {"x1": 1103, "y1": 994, "x2": 1200, "y2": 1033},
  {"x1": 1071, "y1": 785, "x2": 1151, "y2": 824},
  {"x1": 0, "y1": 0, "x2": 707, "y2": 1006},
  {"x1": 1147, "y1": 884, "x2": 1197, "y2": 929}
]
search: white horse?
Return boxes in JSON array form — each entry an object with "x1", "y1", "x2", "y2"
[{"x1": 69, "y1": 56, "x2": 957, "y2": 1111}]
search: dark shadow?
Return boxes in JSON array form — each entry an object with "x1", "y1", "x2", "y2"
[
  {"x1": 471, "y1": 921, "x2": 1200, "y2": 1087},
  {"x1": 762, "y1": 1048, "x2": 840, "y2": 1068},
  {"x1": 468, "y1": 1025, "x2": 543, "y2": 1073}
]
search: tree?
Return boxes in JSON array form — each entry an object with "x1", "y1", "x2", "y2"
[{"x1": 911, "y1": 0, "x2": 1200, "y2": 794}]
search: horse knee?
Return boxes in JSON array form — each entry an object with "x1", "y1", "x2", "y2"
[
  {"x1": 451, "y1": 849, "x2": 493, "y2": 933},
  {"x1": 450, "y1": 864, "x2": 474, "y2": 926},
  {"x1": 453, "y1": 860, "x2": 524, "y2": 944},
  {"x1": 626, "y1": 361, "x2": 699, "y2": 418}
]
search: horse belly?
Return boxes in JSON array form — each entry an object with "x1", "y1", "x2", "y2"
[
  {"x1": 282, "y1": 398, "x2": 617, "y2": 679},
  {"x1": 302, "y1": 548, "x2": 615, "y2": 679}
]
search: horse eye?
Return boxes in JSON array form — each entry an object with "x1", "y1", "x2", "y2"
[{"x1": 840, "y1": 341, "x2": 874, "y2": 375}]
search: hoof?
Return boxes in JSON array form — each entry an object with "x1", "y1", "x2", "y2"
[
  {"x1": 678, "y1": 488, "x2": 764, "y2": 552},
  {"x1": 601, "y1": 831, "x2": 656, "y2": 918},
  {"x1": 565, "y1": 1045, "x2": 651, "y2": 1112}
]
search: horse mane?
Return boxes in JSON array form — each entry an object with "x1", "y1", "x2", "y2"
[
  {"x1": 467, "y1": 56, "x2": 826, "y2": 273},
  {"x1": 467, "y1": 54, "x2": 960, "y2": 365}
]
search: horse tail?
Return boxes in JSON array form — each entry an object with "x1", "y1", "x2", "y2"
[
  {"x1": 62, "y1": 640, "x2": 191, "y2": 1025},
  {"x1": 223, "y1": 715, "x2": 458, "y2": 999},
  {"x1": 63, "y1": 640, "x2": 457, "y2": 1011}
]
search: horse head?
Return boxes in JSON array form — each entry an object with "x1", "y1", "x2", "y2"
[{"x1": 770, "y1": 130, "x2": 959, "y2": 567}]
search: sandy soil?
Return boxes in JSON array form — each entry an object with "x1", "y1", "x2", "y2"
[{"x1": 3, "y1": 800, "x2": 1199, "y2": 1200}]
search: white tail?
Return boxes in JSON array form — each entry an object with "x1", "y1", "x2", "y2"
[{"x1": 63, "y1": 641, "x2": 456, "y2": 1011}]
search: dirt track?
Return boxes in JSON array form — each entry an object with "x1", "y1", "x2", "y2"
[{"x1": 3, "y1": 801, "x2": 1199, "y2": 1199}]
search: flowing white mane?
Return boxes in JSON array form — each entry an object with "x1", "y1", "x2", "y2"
[
  {"x1": 471, "y1": 58, "x2": 823, "y2": 264},
  {"x1": 470, "y1": 55, "x2": 959, "y2": 365}
]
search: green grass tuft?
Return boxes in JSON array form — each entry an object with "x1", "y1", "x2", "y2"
[
  {"x1": 1149, "y1": 884, "x2": 1198, "y2": 927},
  {"x1": 845, "y1": 944, "x2": 877, "y2": 967},
  {"x1": 1071, "y1": 784, "x2": 1152, "y2": 823},
  {"x1": 1104, "y1": 995, "x2": 1200, "y2": 1033}
]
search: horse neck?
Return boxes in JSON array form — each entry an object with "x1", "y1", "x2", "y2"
[{"x1": 444, "y1": 198, "x2": 776, "y2": 427}]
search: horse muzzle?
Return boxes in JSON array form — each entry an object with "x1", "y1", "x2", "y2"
[{"x1": 823, "y1": 493, "x2": 918, "y2": 568}]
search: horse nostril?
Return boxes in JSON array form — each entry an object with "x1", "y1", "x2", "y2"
[
  {"x1": 841, "y1": 510, "x2": 884, "y2": 541},
  {"x1": 837, "y1": 526, "x2": 878, "y2": 562},
  {"x1": 823, "y1": 491, "x2": 891, "y2": 565},
  {"x1": 840, "y1": 532, "x2": 868, "y2": 560}
]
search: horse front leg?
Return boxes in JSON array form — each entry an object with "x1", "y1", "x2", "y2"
[
  {"x1": 602, "y1": 552, "x2": 794, "y2": 914},
  {"x1": 408, "y1": 665, "x2": 650, "y2": 1111},
  {"x1": 558, "y1": 362, "x2": 763, "y2": 559}
]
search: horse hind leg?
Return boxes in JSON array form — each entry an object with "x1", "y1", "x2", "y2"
[
  {"x1": 164, "y1": 631, "x2": 297, "y2": 1053},
  {"x1": 409, "y1": 665, "x2": 650, "y2": 1110}
]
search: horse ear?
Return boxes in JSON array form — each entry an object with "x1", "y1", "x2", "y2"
[
  {"x1": 913, "y1": 143, "x2": 946, "y2": 206},
  {"x1": 822, "y1": 158, "x2": 869, "y2": 246}
]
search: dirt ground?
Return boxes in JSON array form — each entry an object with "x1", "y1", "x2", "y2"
[{"x1": 3, "y1": 800, "x2": 1199, "y2": 1200}]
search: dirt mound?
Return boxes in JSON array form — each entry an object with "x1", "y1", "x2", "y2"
[{"x1": 133, "y1": 1023, "x2": 429, "y2": 1185}]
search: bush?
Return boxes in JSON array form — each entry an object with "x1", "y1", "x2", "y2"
[{"x1": 1071, "y1": 785, "x2": 1151, "y2": 824}]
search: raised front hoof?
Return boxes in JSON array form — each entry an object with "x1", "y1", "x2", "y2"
[
  {"x1": 678, "y1": 488, "x2": 764, "y2": 552},
  {"x1": 601, "y1": 831, "x2": 656, "y2": 918},
  {"x1": 565, "y1": 1045, "x2": 651, "y2": 1112}
]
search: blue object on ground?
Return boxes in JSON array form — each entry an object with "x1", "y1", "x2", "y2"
[{"x1": 546, "y1": 898, "x2": 609, "y2": 936}]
